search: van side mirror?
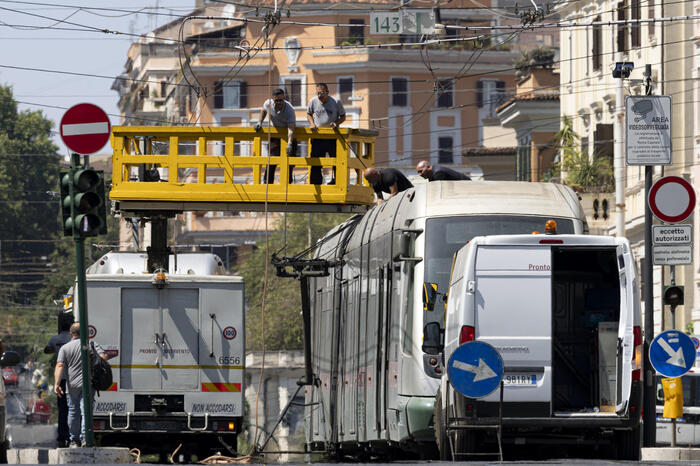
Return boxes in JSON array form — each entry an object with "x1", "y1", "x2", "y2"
[
  {"x1": 423, "y1": 282, "x2": 438, "y2": 311},
  {"x1": 0, "y1": 351, "x2": 20, "y2": 367},
  {"x1": 422, "y1": 322, "x2": 443, "y2": 354}
]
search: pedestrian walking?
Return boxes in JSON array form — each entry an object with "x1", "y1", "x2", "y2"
[
  {"x1": 255, "y1": 88, "x2": 297, "y2": 183},
  {"x1": 44, "y1": 312, "x2": 73, "y2": 447},
  {"x1": 306, "y1": 83, "x2": 346, "y2": 185},
  {"x1": 54, "y1": 322, "x2": 109, "y2": 448}
]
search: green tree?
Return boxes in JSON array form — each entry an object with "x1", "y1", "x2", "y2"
[
  {"x1": 240, "y1": 213, "x2": 351, "y2": 350},
  {"x1": 564, "y1": 151, "x2": 614, "y2": 193},
  {"x1": 551, "y1": 116, "x2": 613, "y2": 192},
  {"x1": 0, "y1": 85, "x2": 61, "y2": 359},
  {"x1": 551, "y1": 116, "x2": 579, "y2": 173}
]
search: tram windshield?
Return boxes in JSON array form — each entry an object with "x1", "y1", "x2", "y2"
[{"x1": 423, "y1": 215, "x2": 575, "y2": 325}]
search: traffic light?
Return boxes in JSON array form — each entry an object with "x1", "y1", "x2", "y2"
[
  {"x1": 663, "y1": 285, "x2": 684, "y2": 307},
  {"x1": 60, "y1": 168, "x2": 108, "y2": 237}
]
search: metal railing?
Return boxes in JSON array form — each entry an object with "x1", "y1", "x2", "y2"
[{"x1": 110, "y1": 126, "x2": 376, "y2": 208}]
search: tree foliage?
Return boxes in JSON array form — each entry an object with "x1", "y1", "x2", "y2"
[
  {"x1": 240, "y1": 212, "x2": 351, "y2": 350},
  {"x1": 551, "y1": 116, "x2": 613, "y2": 192},
  {"x1": 0, "y1": 85, "x2": 61, "y2": 362},
  {"x1": 0, "y1": 85, "x2": 120, "y2": 367}
]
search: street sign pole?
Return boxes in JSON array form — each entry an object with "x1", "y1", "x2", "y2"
[
  {"x1": 59, "y1": 103, "x2": 110, "y2": 449},
  {"x1": 642, "y1": 64, "x2": 656, "y2": 448},
  {"x1": 71, "y1": 152, "x2": 95, "y2": 448}
]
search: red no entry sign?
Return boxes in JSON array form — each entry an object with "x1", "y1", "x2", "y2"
[
  {"x1": 648, "y1": 176, "x2": 696, "y2": 223},
  {"x1": 60, "y1": 103, "x2": 111, "y2": 155}
]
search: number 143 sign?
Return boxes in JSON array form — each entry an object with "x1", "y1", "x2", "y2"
[{"x1": 370, "y1": 10, "x2": 436, "y2": 35}]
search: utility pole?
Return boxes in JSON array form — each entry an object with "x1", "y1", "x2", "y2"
[
  {"x1": 614, "y1": 52, "x2": 626, "y2": 237},
  {"x1": 642, "y1": 64, "x2": 656, "y2": 448}
]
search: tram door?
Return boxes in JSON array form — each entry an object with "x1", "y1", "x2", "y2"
[{"x1": 376, "y1": 264, "x2": 392, "y2": 437}]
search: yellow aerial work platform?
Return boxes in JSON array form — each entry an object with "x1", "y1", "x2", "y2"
[{"x1": 110, "y1": 126, "x2": 377, "y2": 214}]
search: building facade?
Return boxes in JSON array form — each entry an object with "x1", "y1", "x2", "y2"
[
  {"x1": 111, "y1": 1, "x2": 551, "y2": 174},
  {"x1": 558, "y1": 0, "x2": 697, "y2": 332}
]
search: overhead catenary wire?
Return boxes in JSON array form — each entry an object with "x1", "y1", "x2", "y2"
[{"x1": 0, "y1": 28, "x2": 695, "y2": 101}]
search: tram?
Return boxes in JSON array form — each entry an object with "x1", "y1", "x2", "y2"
[{"x1": 304, "y1": 180, "x2": 587, "y2": 458}]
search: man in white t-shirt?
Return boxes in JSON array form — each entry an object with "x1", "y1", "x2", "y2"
[{"x1": 255, "y1": 88, "x2": 297, "y2": 183}]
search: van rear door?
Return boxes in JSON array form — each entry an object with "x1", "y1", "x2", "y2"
[
  {"x1": 616, "y1": 243, "x2": 634, "y2": 413},
  {"x1": 475, "y1": 245, "x2": 552, "y2": 407}
]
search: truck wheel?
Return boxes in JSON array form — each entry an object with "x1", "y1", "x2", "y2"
[
  {"x1": 615, "y1": 426, "x2": 640, "y2": 461},
  {"x1": 433, "y1": 390, "x2": 450, "y2": 460}
]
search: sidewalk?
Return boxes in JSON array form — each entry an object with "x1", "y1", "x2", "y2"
[{"x1": 7, "y1": 447, "x2": 130, "y2": 464}]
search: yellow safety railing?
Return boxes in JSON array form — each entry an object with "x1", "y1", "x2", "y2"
[{"x1": 110, "y1": 126, "x2": 376, "y2": 207}]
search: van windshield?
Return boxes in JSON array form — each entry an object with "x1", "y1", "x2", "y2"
[{"x1": 424, "y1": 215, "x2": 575, "y2": 325}]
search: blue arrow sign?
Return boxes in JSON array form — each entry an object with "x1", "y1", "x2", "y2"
[
  {"x1": 650, "y1": 330, "x2": 696, "y2": 378},
  {"x1": 447, "y1": 341, "x2": 504, "y2": 398}
]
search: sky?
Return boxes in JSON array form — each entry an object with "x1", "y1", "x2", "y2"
[{"x1": 0, "y1": 0, "x2": 202, "y2": 154}]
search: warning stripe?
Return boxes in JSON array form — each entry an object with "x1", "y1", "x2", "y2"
[
  {"x1": 201, "y1": 383, "x2": 241, "y2": 392},
  {"x1": 61, "y1": 122, "x2": 109, "y2": 136},
  {"x1": 106, "y1": 382, "x2": 118, "y2": 392},
  {"x1": 111, "y1": 364, "x2": 243, "y2": 370}
]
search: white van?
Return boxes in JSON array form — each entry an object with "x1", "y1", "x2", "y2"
[{"x1": 427, "y1": 234, "x2": 643, "y2": 460}]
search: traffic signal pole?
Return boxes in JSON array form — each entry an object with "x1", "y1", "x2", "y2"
[{"x1": 70, "y1": 153, "x2": 95, "y2": 448}]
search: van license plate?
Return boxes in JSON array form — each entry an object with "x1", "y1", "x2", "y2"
[{"x1": 504, "y1": 374, "x2": 537, "y2": 385}]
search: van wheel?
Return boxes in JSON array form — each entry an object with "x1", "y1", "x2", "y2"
[
  {"x1": 433, "y1": 390, "x2": 450, "y2": 460},
  {"x1": 615, "y1": 426, "x2": 640, "y2": 461}
]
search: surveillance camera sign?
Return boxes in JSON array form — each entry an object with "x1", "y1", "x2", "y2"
[{"x1": 626, "y1": 95, "x2": 672, "y2": 165}]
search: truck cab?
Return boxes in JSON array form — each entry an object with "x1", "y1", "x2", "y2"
[{"x1": 429, "y1": 233, "x2": 642, "y2": 460}]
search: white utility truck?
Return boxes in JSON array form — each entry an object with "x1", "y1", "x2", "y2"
[
  {"x1": 427, "y1": 233, "x2": 642, "y2": 461},
  {"x1": 74, "y1": 252, "x2": 244, "y2": 459}
]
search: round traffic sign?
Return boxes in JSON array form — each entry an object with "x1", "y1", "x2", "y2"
[
  {"x1": 447, "y1": 341, "x2": 504, "y2": 398},
  {"x1": 60, "y1": 103, "x2": 111, "y2": 155},
  {"x1": 648, "y1": 176, "x2": 696, "y2": 223},
  {"x1": 223, "y1": 326, "x2": 237, "y2": 340},
  {"x1": 691, "y1": 336, "x2": 700, "y2": 350},
  {"x1": 88, "y1": 324, "x2": 97, "y2": 339},
  {"x1": 649, "y1": 330, "x2": 696, "y2": 378}
]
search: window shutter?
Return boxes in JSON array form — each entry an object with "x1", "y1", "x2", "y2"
[
  {"x1": 631, "y1": 0, "x2": 641, "y2": 47},
  {"x1": 214, "y1": 81, "x2": 223, "y2": 108},
  {"x1": 495, "y1": 80, "x2": 505, "y2": 105},
  {"x1": 437, "y1": 79, "x2": 453, "y2": 108},
  {"x1": 592, "y1": 17, "x2": 602, "y2": 71},
  {"x1": 392, "y1": 78, "x2": 407, "y2": 107},
  {"x1": 594, "y1": 123, "x2": 614, "y2": 161},
  {"x1": 616, "y1": 3, "x2": 626, "y2": 53},
  {"x1": 239, "y1": 81, "x2": 247, "y2": 108},
  {"x1": 476, "y1": 80, "x2": 483, "y2": 108}
]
